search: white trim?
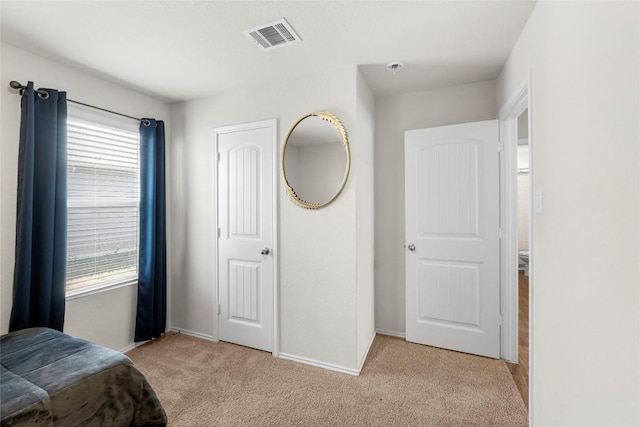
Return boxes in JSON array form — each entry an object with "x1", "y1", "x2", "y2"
[
  {"x1": 65, "y1": 279, "x2": 136, "y2": 301},
  {"x1": 212, "y1": 129, "x2": 221, "y2": 343},
  {"x1": 375, "y1": 328, "x2": 406, "y2": 339},
  {"x1": 120, "y1": 327, "x2": 217, "y2": 353},
  {"x1": 498, "y1": 72, "x2": 534, "y2": 424},
  {"x1": 358, "y1": 332, "x2": 377, "y2": 372},
  {"x1": 498, "y1": 75, "x2": 530, "y2": 364},
  {"x1": 527, "y1": 76, "x2": 534, "y2": 426},
  {"x1": 168, "y1": 327, "x2": 217, "y2": 342},
  {"x1": 119, "y1": 341, "x2": 145, "y2": 353},
  {"x1": 212, "y1": 119, "x2": 279, "y2": 355},
  {"x1": 278, "y1": 353, "x2": 361, "y2": 376},
  {"x1": 271, "y1": 120, "x2": 280, "y2": 357}
]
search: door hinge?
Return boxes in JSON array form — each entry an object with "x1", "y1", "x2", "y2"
[
  {"x1": 217, "y1": 227, "x2": 221, "y2": 238},
  {"x1": 498, "y1": 228, "x2": 503, "y2": 239},
  {"x1": 217, "y1": 152, "x2": 221, "y2": 162},
  {"x1": 498, "y1": 315, "x2": 503, "y2": 326},
  {"x1": 498, "y1": 141, "x2": 504, "y2": 152},
  {"x1": 217, "y1": 304, "x2": 221, "y2": 315}
]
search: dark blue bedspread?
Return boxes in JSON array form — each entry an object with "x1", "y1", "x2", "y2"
[{"x1": 0, "y1": 328, "x2": 166, "y2": 426}]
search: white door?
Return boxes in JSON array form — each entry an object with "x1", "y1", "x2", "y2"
[
  {"x1": 405, "y1": 120, "x2": 500, "y2": 358},
  {"x1": 217, "y1": 121, "x2": 275, "y2": 352}
]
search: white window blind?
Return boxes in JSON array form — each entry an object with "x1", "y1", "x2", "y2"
[{"x1": 66, "y1": 116, "x2": 140, "y2": 294}]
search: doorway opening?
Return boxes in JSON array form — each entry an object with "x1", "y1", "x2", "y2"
[
  {"x1": 506, "y1": 108, "x2": 530, "y2": 408},
  {"x1": 498, "y1": 77, "x2": 533, "y2": 416}
]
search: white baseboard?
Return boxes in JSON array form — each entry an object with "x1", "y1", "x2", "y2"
[
  {"x1": 168, "y1": 326, "x2": 217, "y2": 342},
  {"x1": 119, "y1": 341, "x2": 144, "y2": 353},
  {"x1": 358, "y1": 332, "x2": 377, "y2": 372},
  {"x1": 375, "y1": 328, "x2": 406, "y2": 338},
  {"x1": 278, "y1": 353, "x2": 361, "y2": 376},
  {"x1": 120, "y1": 326, "x2": 216, "y2": 353}
]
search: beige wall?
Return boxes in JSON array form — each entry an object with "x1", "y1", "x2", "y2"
[
  {"x1": 517, "y1": 109, "x2": 529, "y2": 140},
  {"x1": 0, "y1": 43, "x2": 170, "y2": 351},
  {"x1": 170, "y1": 66, "x2": 375, "y2": 371},
  {"x1": 497, "y1": 2, "x2": 639, "y2": 424},
  {"x1": 518, "y1": 145, "x2": 530, "y2": 252},
  {"x1": 517, "y1": 173, "x2": 530, "y2": 252},
  {"x1": 373, "y1": 80, "x2": 497, "y2": 335}
]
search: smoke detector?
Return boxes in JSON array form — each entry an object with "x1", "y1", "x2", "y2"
[
  {"x1": 386, "y1": 62, "x2": 405, "y2": 75},
  {"x1": 244, "y1": 18, "x2": 302, "y2": 50}
]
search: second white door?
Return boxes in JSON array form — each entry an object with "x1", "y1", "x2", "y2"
[
  {"x1": 217, "y1": 121, "x2": 275, "y2": 352},
  {"x1": 405, "y1": 120, "x2": 500, "y2": 358}
]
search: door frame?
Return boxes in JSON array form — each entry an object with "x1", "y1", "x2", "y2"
[
  {"x1": 212, "y1": 119, "x2": 279, "y2": 357},
  {"x1": 498, "y1": 74, "x2": 533, "y2": 413}
]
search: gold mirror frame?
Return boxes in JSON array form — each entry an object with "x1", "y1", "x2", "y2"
[{"x1": 282, "y1": 111, "x2": 351, "y2": 209}]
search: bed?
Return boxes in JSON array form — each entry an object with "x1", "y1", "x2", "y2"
[{"x1": 0, "y1": 327, "x2": 166, "y2": 426}]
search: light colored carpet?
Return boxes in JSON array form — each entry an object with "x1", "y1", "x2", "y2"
[{"x1": 127, "y1": 333, "x2": 527, "y2": 426}]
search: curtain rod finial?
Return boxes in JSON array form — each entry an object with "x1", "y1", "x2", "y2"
[{"x1": 9, "y1": 81, "x2": 24, "y2": 90}]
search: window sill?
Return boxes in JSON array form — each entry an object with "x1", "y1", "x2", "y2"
[{"x1": 65, "y1": 278, "x2": 137, "y2": 301}]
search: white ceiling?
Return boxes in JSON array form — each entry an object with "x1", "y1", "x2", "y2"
[{"x1": 0, "y1": 1, "x2": 536, "y2": 104}]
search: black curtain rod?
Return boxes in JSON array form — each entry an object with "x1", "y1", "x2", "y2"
[{"x1": 8, "y1": 81, "x2": 151, "y2": 126}]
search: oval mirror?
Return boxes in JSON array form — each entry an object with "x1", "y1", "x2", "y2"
[{"x1": 282, "y1": 112, "x2": 350, "y2": 209}]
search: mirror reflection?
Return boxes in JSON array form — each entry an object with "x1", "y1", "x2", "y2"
[{"x1": 282, "y1": 112, "x2": 350, "y2": 209}]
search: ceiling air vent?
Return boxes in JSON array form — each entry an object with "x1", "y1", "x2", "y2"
[{"x1": 244, "y1": 18, "x2": 302, "y2": 50}]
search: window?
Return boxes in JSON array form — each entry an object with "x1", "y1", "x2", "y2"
[{"x1": 66, "y1": 107, "x2": 140, "y2": 296}]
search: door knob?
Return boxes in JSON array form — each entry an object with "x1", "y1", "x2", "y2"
[
  {"x1": 407, "y1": 243, "x2": 416, "y2": 252},
  {"x1": 261, "y1": 247, "x2": 270, "y2": 255}
]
